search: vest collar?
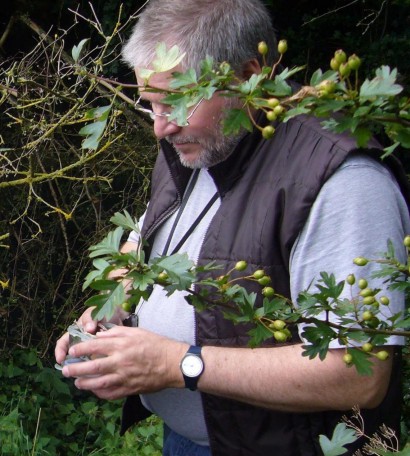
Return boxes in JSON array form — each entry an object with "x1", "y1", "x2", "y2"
[{"x1": 159, "y1": 114, "x2": 268, "y2": 197}]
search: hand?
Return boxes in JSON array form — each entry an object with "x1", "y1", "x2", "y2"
[
  {"x1": 61, "y1": 326, "x2": 188, "y2": 400},
  {"x1": 55, "y1": 307, "x2": 99, "y2": 365},
  {"x1": 54, "y1": 304, "x2": 130, "y2": 366}
]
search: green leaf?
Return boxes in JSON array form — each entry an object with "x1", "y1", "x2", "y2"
[
  {"x1": 262, "y1": 76, "x2": 292, "y2": 97},
  {"x1": 79, "y1": 105, "x2": 111, "y2": 150},
  {"x1": 128, "y1": 271, "x2": 155, "y2": 292},
  {"x1": 161, "y1": 93, "x2": 192, "y2": 126},
  {"x1": 151, "y1": 253, "x2": 196, "y2": 293},
  {"x1": 360, "y1": 66, "x2": 403, "y2": 99},
  {"x1": 319, "y1": 422, "x2": 357, "y2": 456},
  {"x1": 169, "y1": 69, "x2": 198, "y2": 89},
  {"x1": 351, "y1": 126, "x2": 372, "y2": 148},
  {"x1": 263, "y1": 296, "x2": 288, "y2": 315},
  {"x1": 110, "y1": 210, "x2": 141, "y2": 234},
  {"x1": 222, "y1": 108, "x2": 253, "y2": 135},
  {"x1": 347, "y1": 348, "x2": 374, "y2": 376},
  {"x1": 153, "y1": 43, "x2": 186, "y2": 74},
  {"x1": 72, "y1": 38, "x2": 89, "y2": 62},
  {"x1": 248, "y1": 322, "x2": 273, "y2": 347},
  {"x1": 310, "y1": 69, "x2": 338, "y2": 86},
  {"x1": 89, "y1": 281, "x2": 127, "y2": 321},
  {"x1": 302, "y1": 321, "x2": 336, "y2": 360},
  {"x1": 238, "y1": 73, "x2": 266, "y2": 95},
  {"x1": 277, "y1": 65, "x2": 307, "y2": 81},
  {"x1": 88, "y1": 226, "x2": 124, "y2": 258}
]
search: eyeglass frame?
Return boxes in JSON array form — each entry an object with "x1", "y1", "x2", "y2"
[{"x1": 134, "y1": 96, "x2": 204, "y2": 126}]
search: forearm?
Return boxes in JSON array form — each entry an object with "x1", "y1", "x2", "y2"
[{"x1": 197, "y1": 344, "x2": 393, "y2": 412}]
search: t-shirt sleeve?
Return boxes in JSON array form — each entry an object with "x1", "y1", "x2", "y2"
[{"x1": 290, "y1": 154, "x2": 410, "y2": 347}]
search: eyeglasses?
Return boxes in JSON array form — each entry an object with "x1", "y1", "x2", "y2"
[{"x1": 134, "y1": 96, "x2": 204, "y2": 126}]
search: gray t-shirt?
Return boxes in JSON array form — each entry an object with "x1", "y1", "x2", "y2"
[{"x1": 127, "y1": 155, "x2": 409, "y2": 445}]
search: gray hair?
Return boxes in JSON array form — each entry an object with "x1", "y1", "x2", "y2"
[{"x1": 122, "y1": 0, "x2": 278, "y2": 74}]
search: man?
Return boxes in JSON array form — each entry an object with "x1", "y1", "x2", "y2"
[{"x1": 55, "y1": 1, "x2": 410, "y2": 455}]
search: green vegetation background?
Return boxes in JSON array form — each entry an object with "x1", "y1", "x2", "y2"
[{"x1": 0, "y1": 0, "x2": 409, "y2": 454}]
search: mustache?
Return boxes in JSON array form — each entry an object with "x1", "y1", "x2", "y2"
[{"x1": 166, "y1": 135, "x2": 201, "y2": 145}]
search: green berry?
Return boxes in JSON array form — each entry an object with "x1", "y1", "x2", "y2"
[
  {"x1": 258, "y1": 41, "x2": 268, "y2": 56},
  {"x1": 317, "y1": 80, "x2": 336, "y2": 96},
  {"x1": 271, "y1": 319, "x2": 286, "y2": 330},
  {"x1": 347, "y1": 54, "x2": 361, "y2": 71},
  {"x1": 363, "y1": 296, "x2": 376, "y2": 305},
  {"x1": 258, "y1": 275, "x2": 272, "y2": 286},
  {"x1": 358, "y1": 278, "x2": 368, "y2": 289},
  {"x1": 330, "y1": 57, "x2": 340, "y2": 71},
  {"x1": 277, "y1": 39, "x2": 288, "y2": 54},
  {"x1": 235, "y1": 260, "x2": 248, "y2": 271},
  {"x1": 359, "y1": 288, "x2": 374, "y2": 298},
  {"x1": 403, "y1": 235, "x2": 410, "y2": 248},
  {"x1": 334, "y1": 49, "x2": 347, "y2": 65},
  {"x1": 273, "y1": 105, "x2": 285, "y2": 116},
  {"x1": 253, "y1": 269, "x2": 265, "y2": 280},
  {"x1": 267, "y1": 98, "x2": 280, "y2": 108},
  {"x1": 376, "y1": 350, "x2": 389, "y2": 361},
  {"x1": 157, "y1": 271, "x2": 169, "y2": 284},
  {"x1": 273, "y1": 330, "x2": 288, "y2": 342},
  {"x1": 346, "y1": 274, "x2": 356, "y2": 285},
  {"x1": 266, "y1": 111, "x2": 277, "y2": 122},
  {"x1": 362, "y1": 310, "x2": 373, "y2": 321},
  {"x1": 362, "y1": 342, "x2": 373, "y2": 352},
  {"x1": 343, "y1": 353, "x2": 353, "y2": 364},
  {"x1": 262, "y1": 125, "x2": 275, "y2": 139},
  {"x1": 262, "y1": 286, "x2": 275, "y2": 298},
  {"x1": 379, "y1": 296, "x2": 390, "y2": 306},
  {"x1": 354, "y1": 257, "x2": 368, "y2": 267},
  {"x1": 121, "y1": 301, "x2": 132, "y2": 312},
  {"x1": 339, "y1": 62, "x2": 351, "y2": 78}
]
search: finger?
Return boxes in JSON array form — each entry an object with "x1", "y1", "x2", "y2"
[
  {"x1": 62, "y1": 354, "x2": 111, "y2": 379},
  {"x1": 75, "y1": 371, "x2": 121, "y2": 392},
  {"x1": 68, "y1": 330, "x2": 129, "y2": 358},
  {"x1": 95, "y1": 325, "x2": 136, "y2": 338},
  {"x1": 78, "y1": 307, "x2": 99, "y2": 333},
  {"x1": 55, "y1": 332, "x2": 70, "y2": 364}
]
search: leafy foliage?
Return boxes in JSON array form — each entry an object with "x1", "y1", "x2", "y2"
[
  {"x1": 0, "y1": 349, "x2": 163, "y2": 455},
  {"x1": 82, "y1": 212, "x2": 410, "y2": 377},
  {"x1": 319, "y1": 423, "x2": 358, "y2": 456}
]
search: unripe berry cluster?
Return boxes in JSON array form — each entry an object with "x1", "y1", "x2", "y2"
[{"x1": 330, "y1": 49, "x2": 361, "y2": 77}]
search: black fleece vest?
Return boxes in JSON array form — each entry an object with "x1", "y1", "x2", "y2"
[{"x1": 122, "y1": 114, "x2": 409, "y2": 455}]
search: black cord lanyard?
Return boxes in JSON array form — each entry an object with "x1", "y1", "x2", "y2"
[
  {"x1": 123, "y1": 170, "x2": 219, "y2": 328},
  {"x1": 161, "y1": 169, "x2": 219, "y2": 256}
]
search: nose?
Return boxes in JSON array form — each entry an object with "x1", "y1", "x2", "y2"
[{"x1": 153, "y1": 116, "x2": 183, "y2": 139}]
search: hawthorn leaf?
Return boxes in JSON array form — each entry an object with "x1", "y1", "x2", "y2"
[
  {"x1": 152, "y1": 43, "x2": 186, "y2": 73},
  {"x1": 110, "y1": 210, "x2": 141, "y2": 234},
  {"x1": 72, "y1": 38, "x2": 89, "y2": 62},
  {"x1": 222, "y1": 108, "x2": 253, "y2": 135},
  {"x1": 89, "y1": 282, "x2": 127, "y2": 321},
  {"x1": 88, "y1": 226, "x2": 124, "y2": 258},
  {"x1": 360, "y1": 66, "x2": 403, "y2": 99},
  {"x1": 79, "y1": 105, "x2": 111, "y2": 150},
  {"x1": 319, "y1": 423, "x2": 357, "y2": 456}
]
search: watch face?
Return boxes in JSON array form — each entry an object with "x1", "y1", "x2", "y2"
[{"x1": 181, "y1": 354, "x2": 203, "y2": 377}]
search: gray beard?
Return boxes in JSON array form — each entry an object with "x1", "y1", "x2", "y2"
[{"x1": 167, "y1": 131, "x2": 243, "y2": 169}]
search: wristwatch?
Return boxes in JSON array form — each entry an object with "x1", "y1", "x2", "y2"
[{"x1": 180, "y1": 345, "x2": 204, "y2": 391}]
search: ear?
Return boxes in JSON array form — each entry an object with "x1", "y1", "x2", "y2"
[{"x1": 241, "y1": 58, "x2": 262, "y2": 79}]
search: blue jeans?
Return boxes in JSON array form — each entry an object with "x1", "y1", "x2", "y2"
[{"x1": 163, "y1": 425, "x2": 211, "y2": 456}]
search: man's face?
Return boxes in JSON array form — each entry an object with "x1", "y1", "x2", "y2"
[{"x1": 136, "y1": 68, "x2": 241, "y2": 168}]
